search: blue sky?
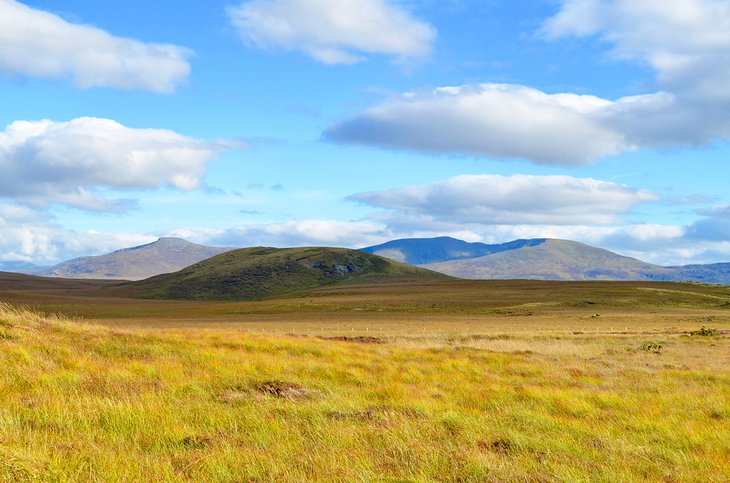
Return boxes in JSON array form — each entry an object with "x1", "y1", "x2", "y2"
[{"x1": 1, "y1": 0, "x2": 729, "y2": 266}]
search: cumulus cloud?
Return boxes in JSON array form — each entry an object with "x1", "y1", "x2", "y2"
[
  {"x1": 227, "y1": 0, "x2": 435, "y2": 64},
  {"x1": 0, "y1": 117, "x2": 226, "y2": 211},
  {"x1": 325, "y1": 82, "x2": 718, "y2": 166},
  {"x1": 327, "y1": 0, "x2": 730, "y2": 165},
  {"x1": 328, "y1": 84, "x2": 679, "y2": 165},
  {"x1": 541, "y1": 0, "x2": 730, "y2": 147},
  {"x1": 350, "y1": 174, "x2": 658, "y2": 226},
  {"x1": 0, "y1": 0, "x2": 191, "y2": 92},
  {"x1": 0, "y1": 202, "x2": 46, "y2": 224},
  {"x1": 542, "y1": 0, "x2": 730, "y2": 101}
]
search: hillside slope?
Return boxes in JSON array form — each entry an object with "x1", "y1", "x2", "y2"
[
  {"x1": 661, "y1": 263, "x2": 730, "y2": 285},
  {"x1": 123, "y1": 246, "x2": 450, "y2": 300},
  {"x1": 421, "y1": 239, "x2": 674, "y2": 281},
  {"x1": 36, "y1": 237, "x2": 232, "y2": 281}
]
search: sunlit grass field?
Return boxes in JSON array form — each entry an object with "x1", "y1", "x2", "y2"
[{"x1": 1, "y1": 299, "x2": 728, "y2": 481}]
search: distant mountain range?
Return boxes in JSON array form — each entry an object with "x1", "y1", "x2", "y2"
[
  {"x1": 362, "y1": 237, "x2": 730, "y2": 285},
  {"x1": 121, "y1": 246, "x2": 448, "y2": 300},
  {"x1": 4, "y1": 235, "x2": 730, "y2": 286},
  {"x1": 31, "y1": 237, "x2": 233, "y2": 281}
]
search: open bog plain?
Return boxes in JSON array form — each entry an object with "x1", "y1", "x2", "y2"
[{"x1": 0, "y1": 276, "x2": 728, "y2": 481}]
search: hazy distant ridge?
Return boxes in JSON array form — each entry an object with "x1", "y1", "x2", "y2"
[
  {"x1": 13, "y1": 235, "x2": 730, "y2": 285},
  {"x1": 35, "y1": 237, "x2": 232, "y2": 281},
  {"x1": 362, "y1": 237, "x2": 730, "y2": 285}
]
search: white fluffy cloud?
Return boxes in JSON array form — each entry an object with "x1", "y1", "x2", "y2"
[
  {"x1": 0, "y1": 0, "x2": 191, "y2": 92},
  {"x1": 350, "y1": 174, "x2": 658, "y2": 226},
  {"x1": 542, "y1": 0, "x2": 730, "y2": 101},
  {"x1": 327, "y1": 0, "x2": 730, "y2": 165},
  {"x1": 0, "y1": 117, "x2": 225, "y2": 211},
  {"x1": 227, "y1": 0, "x2": 435, "y2": 64},
  {"x1": 541, "y1": 0, "x2": 730, "y2": 148},
  {"x1": 328, "y1": 84, "x2": 675, "y2": 165}
]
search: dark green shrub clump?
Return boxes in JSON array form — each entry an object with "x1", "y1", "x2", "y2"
[
  {"x1": 689, "y1": 326, "x2": 720, "y2": 337},
  {"x1": 639, "y1": 342, "x2": 662, "y2": 352}
]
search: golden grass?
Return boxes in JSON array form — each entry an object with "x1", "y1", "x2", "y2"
[
  {"x1": 0, "y1": 302, "x2": 728, "y2": 481},
  {"x1": 3, "y1": 279, "x2": 730, "y2": 338}
]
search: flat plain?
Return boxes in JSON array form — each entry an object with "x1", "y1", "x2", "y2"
[{"x1": 0, "y1": 276, "x2": 728, "y2": 480}]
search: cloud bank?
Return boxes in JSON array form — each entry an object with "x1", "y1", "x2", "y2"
[
  {"x1": 228, "y1": 0, "x2": 435, "y2": 64},
  {"x1": 0, "y1": 202, "x2": 156, "y2": 264},
  {"x1": 327, "y1": 0, "x2": 730, "y2": 165},
  {"x1": 0, "y1": 117, "x2": 225, "y2": 211},
  {"x1": 0, "y1": 0, "x2": 191, "y2": 92},
  {"x1": 206, "y1": 219, "x2": 392, "y2": 248},
  {"x1": 350, "y1": 174, "x2": 658, "y2": 226}
]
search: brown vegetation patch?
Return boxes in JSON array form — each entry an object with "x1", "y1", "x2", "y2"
[
  {"x1": 317, "y1": 335, "x2": 383, "y2": 344},
  {"x1": 179, "y1": 435, "x2": 212, "y2": 450},
  {"x1": 54, "y1": 443, "x2": 77, "y2": 454},
  {"x1": 218, "y1": 389, "x2": 249, "y2": 404},
  {"x1": 478, "y1": 438, "x2": 514, "y2": 454},
  {"x1": 330, "y1": 404, "x2": 423, "y2": 424},
  {"x1": 255, "y1": 380, "x2": 314, "y2": 400},
  {"x1": 461, "y1": 334, "x2": 513, "y2": 342},
  {"x1": 0, "y1": 327, "x2": 15, "y2": 340}
]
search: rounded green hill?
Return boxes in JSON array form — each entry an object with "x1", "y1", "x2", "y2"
[{"x1": 123, "y1": 247, "x2": 450, "y2": 300}]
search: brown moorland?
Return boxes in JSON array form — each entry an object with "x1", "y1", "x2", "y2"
[{"x1": 0, "y1": 273, "x2": 728, "y2": 480}]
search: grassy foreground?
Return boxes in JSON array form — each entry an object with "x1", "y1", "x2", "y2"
[{"x1": 0, "y1": 302, "x2": 728, "y2": 481}]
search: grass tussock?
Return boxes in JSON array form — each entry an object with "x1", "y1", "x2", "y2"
[
  {"x1": 689, "y1": 326, "x2": 722, "y2": 336},
  {"x1": 0, "y1": 302, "x2": 728, "y2": 481}
]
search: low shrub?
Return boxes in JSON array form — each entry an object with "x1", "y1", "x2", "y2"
[
  {"x1": 639, "y1": 342, "x2": 662, "y2": 352},
  {"x1": 689, "y1": 326, "x2": 721, "y2": 337}
]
